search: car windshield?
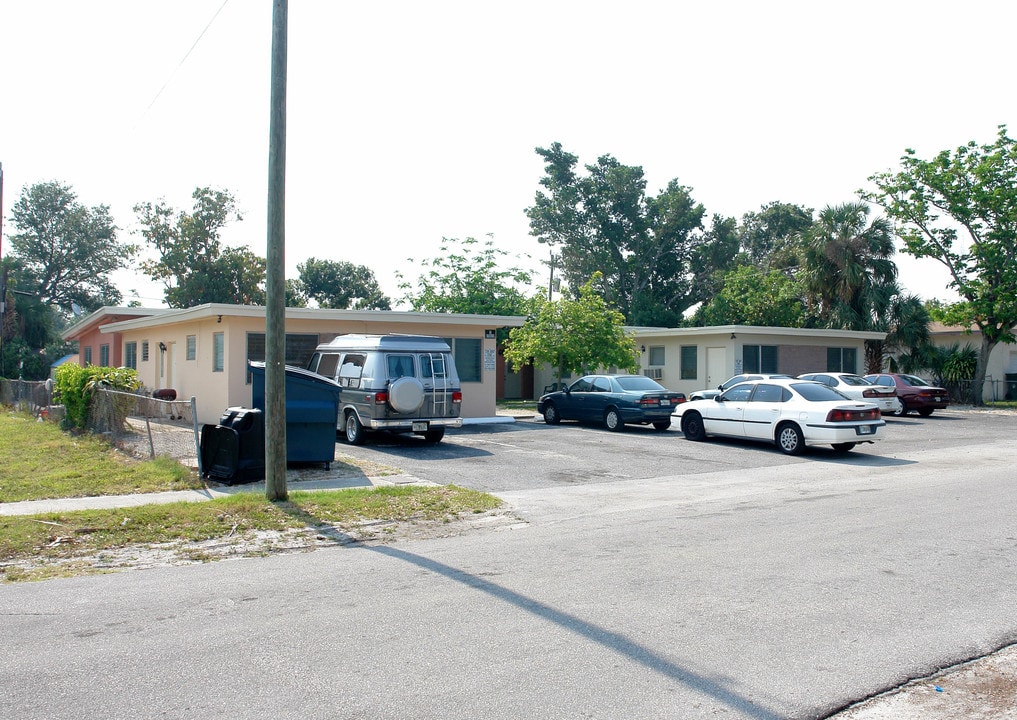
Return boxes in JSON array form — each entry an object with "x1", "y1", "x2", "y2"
[
  {"x1": 839, "y1": 375, "x2": 871, "y2": 386},
  {"x1": 616, "y1": 376, "x2": 664, "y2": 392},
  {"x1": 900, "y1": 374, "x2": 931, "y2": 386},
  {"x1": 791, "y1": 382, "x2": 851, "y2": 402}
]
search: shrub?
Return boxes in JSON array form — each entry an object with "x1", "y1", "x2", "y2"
[{"x1": 53, "y1": 364, "x2": 141, "y2": 430}]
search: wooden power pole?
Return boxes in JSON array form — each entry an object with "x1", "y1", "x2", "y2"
[{"x1": 265, "y1": 0, "x2": 288, "y2": 501}]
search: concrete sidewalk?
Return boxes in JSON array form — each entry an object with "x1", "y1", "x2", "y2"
[{"x1": 0, "y1": 471, "x2": 435, "y2": 517}]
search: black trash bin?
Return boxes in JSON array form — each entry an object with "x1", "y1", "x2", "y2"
[
  {"x1": 199, "y1": 407, "x2": 265, "y2": 484},
  {"x1": 248, "y1": 361, "x2": 341, "y2": 469}
]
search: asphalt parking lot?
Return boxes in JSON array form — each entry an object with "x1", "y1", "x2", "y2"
[{"x1": 334, "y1": 407, "x2": 1010, "y2": 493}]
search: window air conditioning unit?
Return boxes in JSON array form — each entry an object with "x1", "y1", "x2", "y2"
[{"x1": 644, "y1": 367, "x2": 663, "y2": 380}]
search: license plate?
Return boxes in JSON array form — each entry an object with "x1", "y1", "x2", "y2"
[
  {"x1": 857, "y1": 425, "x2": 874, "y2": 435},
  {"x1": 660, "y1": 399, "x2": 671, "y2": 406},
  {"x1": 412, "y1": 421, "x2": 429, "y2": 432}
]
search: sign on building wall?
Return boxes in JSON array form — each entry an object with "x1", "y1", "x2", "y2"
[{"x1": 484, "y1": 348, "x2": 496, "y2": 371}]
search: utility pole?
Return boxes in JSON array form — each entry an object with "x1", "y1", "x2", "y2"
[{"x1": 264, "y1": 0, "x2": 288, "y2": 501}]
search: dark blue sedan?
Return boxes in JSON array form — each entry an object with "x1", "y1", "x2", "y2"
[{"x1": 537, "y1": 374, "x2": 687, "y2": 431}]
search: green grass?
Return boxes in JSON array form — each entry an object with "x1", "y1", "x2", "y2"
[
  {"x1": 0, "y1": 409, "x2": 503, "y2": 582},
  {"x1": 0, "y1": 412, "x2": 201, "y2": 502}
]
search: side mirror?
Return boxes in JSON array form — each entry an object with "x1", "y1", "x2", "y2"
[{"x1": 714, "y1": 395, "x2": 724, "y2": 402}]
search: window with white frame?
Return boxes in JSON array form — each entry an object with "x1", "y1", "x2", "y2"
[
  {"x1": 648, "y1": 346, "x2": 665, "y2": 366},
  {"x1": 213, "y1": 332, "x2": 224, "y2": 372}
]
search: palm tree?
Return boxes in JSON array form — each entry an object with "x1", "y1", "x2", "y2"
[{"x1": 800, "y1": 202, "x2": 898, "y2": 330}]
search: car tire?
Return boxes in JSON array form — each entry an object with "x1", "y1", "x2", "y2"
[
  {"x1": 423, "y1": 428, "x2": 445, "y2": 443},
  {"x1": 681, "y1": 412, "x2": 706, "y2": 441},
  {"x1": 605, "y1": 408, "x2": 624, "y2": 431},
  {"x1": 776, "y1": 422, "x2": 805, "y2": 455},
  {"x1": 344, "y1": 412, "x2": 366, "y2": 445},
  {"x1": 918, "y1": 408, "x2": 935, "y2": 417},
  {"x1": 831, "y1": 442, "x2": 856, "y2": 453},
  {"x1": 542, "y1": 403, "x2": 560, "y2": 425},
  {"x1": 652, "y1": 420, "x2": 671, "y2": 431}
]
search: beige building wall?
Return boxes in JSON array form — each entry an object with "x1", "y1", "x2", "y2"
[
  {"x1": 533, "y1": 326, "x2": 882, "y2": 398},
  {"x1": 927, "y1": 324, "x2": 1017, "y2": 402},
  {"x1": 101, "y1": 306, "x2": 518, "y2": 425}
]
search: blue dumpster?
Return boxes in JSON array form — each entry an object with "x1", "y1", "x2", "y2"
[{"x1": 248, "y1": 361, "x2": 341, "y2": 469}]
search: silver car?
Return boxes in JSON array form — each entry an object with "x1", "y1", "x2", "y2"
[
  {"x1": 688, "y1": 373, "x2": 792, "y2": 401},
  {"x1": 797, "y1": 372, "x2": 901, "y2": 415}
]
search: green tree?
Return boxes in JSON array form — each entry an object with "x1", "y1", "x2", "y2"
[
  {"x1": 863, "y1": 126, "x2": 1017, "y2": 405},
  {"x1": 863, "y1": 293, "x2": 931, "y2": 374},
  {"x1": 503, "y1": 273, "x2": 637, "y2": 386},
  {"x1": 7, "y1": 181, "x2": 133, "y2": 313},
  {"x1": 397, "y1": 237, "x2": 533, "y2": 338},
  {"x1": 800, "y1": 202, "x2": 899, "y2": 330},
  {"x1": 526, "y1": 143, "x2": 735, "y2": 326},
  {"x1": 737, "y1": 201, "x2": 814, "y2": 269},
  {"x1": 134, "y1": 187, "x2": 267, "y2": 308},
  {"x1": 691, "y1": 264, "x2": 807, "y2": 328},
  {"x1": 296, "y1": 258, "x2": 390, "y2": 310}
]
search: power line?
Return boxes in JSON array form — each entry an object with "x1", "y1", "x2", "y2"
[{"x1": 133, "y1": 0, "x2": 231, "y2": 130}]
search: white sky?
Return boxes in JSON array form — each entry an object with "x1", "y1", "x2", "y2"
[{"x1": 2, "y1": 0, "x2": 1014, "y2": 309}]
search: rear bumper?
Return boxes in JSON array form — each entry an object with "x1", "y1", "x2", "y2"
[{"x1": 363, "y1": 417, "x2": 463, "y2": 430}]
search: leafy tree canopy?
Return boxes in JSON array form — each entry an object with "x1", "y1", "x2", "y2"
[
  {"x1": 800, "y1": 201, "x2": 898, "y2": 330},
  {"x1": 503, "y1": 272, "x2": 638, "y2": 384},
  {"x1": 134, "y1": 187, "x2": 267, "y2": 308},
  {"x1": 397, "y1": 236, "x2": 533, "y2": 324},
  {"x1": 294, "y1": 258, "x2": 390, "y2": 310},
  {"x1": 526, "y1": 143, "x2": 737, "y2": 326},
  {"x1": 737, "y1": 201, "x2": 814, "y2": 269},
  {"x1": 690, "y1": 265, "x2": 807, "y2": 328},
  {"x1": 8, "y1": 180, "x2": 133, "y2": 313},
  {"x1": 863, "y1": 125, "x2": 1017, "y2": 404}
]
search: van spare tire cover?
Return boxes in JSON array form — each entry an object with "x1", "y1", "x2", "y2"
[{"x1": 389, "y1": 376, "x2": 425, "y2": 413}]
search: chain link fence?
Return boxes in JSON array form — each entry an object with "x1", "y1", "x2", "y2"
[
  {"x1": 0, "y1": 378, "x2": 54, "y2": 416},
  {"x1": 86, "y1": 389, "x2": 201, "y2": 469}
]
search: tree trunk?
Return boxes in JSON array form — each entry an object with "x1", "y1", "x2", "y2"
[{"x1": 972, "y1": 334, "x2": 996, "y2": 406}]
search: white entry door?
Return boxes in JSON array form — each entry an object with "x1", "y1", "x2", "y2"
[{"x1": 706, "y1": 346, "x2": 727, "y2": 389}]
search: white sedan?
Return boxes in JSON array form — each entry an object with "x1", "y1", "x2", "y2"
[
  {"x1": 796, "y1": 372, "x2": 901, "y2": 415},
  {"x1": 676, "y1": 378, "x2": 886, "y2": 455}
]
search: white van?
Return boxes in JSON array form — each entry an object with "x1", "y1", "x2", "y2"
[{"x1": 307, "y1": 334, "x2": 462, "y2": 444}]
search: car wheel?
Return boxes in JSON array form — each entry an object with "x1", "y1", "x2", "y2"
[
  {"x1": 681, "y1": 412, "x2": 707, "y2": 441},
  {"x1": 891, "y1": 401, "x2": 908, "y2": 416},
  {"x1": 344, "y1": 412, "x2": 366, "y2": 445},
  {"x1": 423, "y1": 428, "x2": 445, "y2": 443},
  {"x1": 918, "y1": 408, "x2": 934, "y2": 417},
  {"x1": 652, "y1": 420, "x2": 671, "y2": 431},
  {"x1": 831, "y1": 442, "x2": 856, "y2": 453},
  {"x1": 542, "y1": 403, "x2": 560, "y2": 425},
  {"x1": 776, "y1": 422, "x2": 804, "y2": 455},
  {"x1": 605, "y1": 408, "x2": 624, "y2": 431}
]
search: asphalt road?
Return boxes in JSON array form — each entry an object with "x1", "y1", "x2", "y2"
[{"x1": 1, "y1": 409, "x2": 1015, "y2": 719}]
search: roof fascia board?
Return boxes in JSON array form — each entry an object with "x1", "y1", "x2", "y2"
[
  {"x1": 630, "y1": 324, "x2": 887, "y2": 341},
  {"x1": 98, "y1": 303, "x2": 526, "y2": 334}
]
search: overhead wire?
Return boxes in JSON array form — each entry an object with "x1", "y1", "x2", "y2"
[{"x1": 133, "y1": 0, "x2": 231, "y2": 131}]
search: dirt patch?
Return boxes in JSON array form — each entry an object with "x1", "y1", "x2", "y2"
[
  {"x1": 831, "y1": 644, "x2": 1017, "y2": 719},
  {"x1": 3, "y1": 508, "x2": 527, "y2": 582}
]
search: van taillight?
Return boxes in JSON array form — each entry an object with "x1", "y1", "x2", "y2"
[
  {"x1": 373, "y1": 391, "x2": 388, "y2": 405},
  {"x1": 452, "y1": 391, "x2": 462, "y2": 403}
]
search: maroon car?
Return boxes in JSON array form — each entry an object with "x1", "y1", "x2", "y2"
[{"x1": 864, "y1": 373, "x2": 950, "y2": 416}]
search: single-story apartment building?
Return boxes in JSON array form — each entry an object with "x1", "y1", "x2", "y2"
[
  {"x1": 63, "y1": 304, "x2": 526, "y2": 425},
  {"x1": 531, "y1": 324, "x2": 889, "y2": 399},
  {"x1": 927, "y1": 322, "x2": 1017, "y2": 401}
]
